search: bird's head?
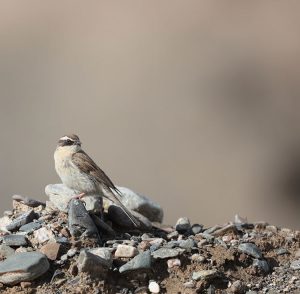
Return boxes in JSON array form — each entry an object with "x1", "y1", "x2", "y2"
[{"x1": 57, "y1": 134, "x2": 82, "y2": 151}]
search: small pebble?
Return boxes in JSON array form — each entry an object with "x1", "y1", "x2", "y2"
[{"x1": 148, "y1": 280, "x2": 160, "y2": 293}]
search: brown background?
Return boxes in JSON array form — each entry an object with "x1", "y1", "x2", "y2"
[{"x1": 1, "y1": 2, "x2": 300, "y2": 229}]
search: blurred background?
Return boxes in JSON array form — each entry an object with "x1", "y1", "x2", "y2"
[{"x1": 1, "y1": 1, "x2": 300, "y2": 229}]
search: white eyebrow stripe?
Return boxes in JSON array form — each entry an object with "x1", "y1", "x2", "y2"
[{"x1": 60, "y1": 136, "x2": 74, "y2": 141}]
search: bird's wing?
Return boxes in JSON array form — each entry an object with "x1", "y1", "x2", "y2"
[
  {"x1": 72, "y1": 150, "x2": 141, "y2": 227},
  {"x1": 72, "y1": 150, "x2": 121, "y2": 195}
]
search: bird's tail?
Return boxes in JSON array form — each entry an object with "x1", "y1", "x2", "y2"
[{"x1": 104, "y1": 189, "x2": 141, "y2": 228}]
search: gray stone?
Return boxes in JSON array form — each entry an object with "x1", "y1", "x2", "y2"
[
  {"x1": 19, "y1": 222, "x2": 42, "y2": 233},
  {"x1": 238, "y1": 243, "x2": 262, "y2": 259},
  {"x1": 6, "y1": 210, "x2": 38, "y2": 231},
  {"x1": 46, "y1": 184, "x2": 103, "y2": 213},
  {"x1": 0, "y1": 252, "x2": 49, "y2": 285},
  {"x1": 113, "y1": 186, "x2": 163, "y2": 223},
  {"x1": 2, "y1": 235, "x2": 28, "y2": 247},
  {"x1": 253, "y1": 259, "x2": 270, "y2": 273},
  {"x1": 175, "y1": 217, "x2": 191, "y2": 233},
  {"x1": 275, "y1": 248, "x2": 289, "y2": 255},
  {"x1": 0, "y1": 245, "x2": 15, "y2": 258},
  {"x1": 290, "y1": 259, "x2": 300, "y2": 270},
  {"x1": 119, "y1": 250, "x2": 152, "y2": 273},
  {"x1": 178, "y1": 239, "x2": 196, "y2": 249},
  {"x1": 191, "y1": 224, "x2": 203, "y2": 235},
  {"x1": 77, "y1": 249, "x2": 111, "y2": 277},
  {"x1": 88, "y1": 248, "x2": 113, "y2": 268},
  {"x1": 152, "y1": 248, "x2": 179, "y2": 259},
  {"x1": 108, "y1": 205, "x2": 152, "y2": 229},
  {"x1": 192, "y1": 269, "x2": 218, "y2": 281},
  {"x1": 68, "y1": 199, "x2": 99, "y2": 239}
]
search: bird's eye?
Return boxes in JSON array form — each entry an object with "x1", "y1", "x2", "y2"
[{"x1": 66, "y1": 140, "x2": 73, "y2": 145}]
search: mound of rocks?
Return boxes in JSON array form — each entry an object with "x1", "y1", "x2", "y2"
[{"x1": 0, "y1": 188, "x2": 300, "y2": 293}]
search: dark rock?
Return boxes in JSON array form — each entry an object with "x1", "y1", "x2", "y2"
[
  {"x1": 175, "y1": 217, "x2": 191, "y2": 233},
  {"x1": 19, "y1": 222, "x2": 42, "y2": 233},
  {"x1": 6, "y1": 210, "x2": 38, "y2": 231},
  {"x1": 253, "y1": 259, "x2": 270, "y2": 274},
  {"x1": 238, "y1": 243, "x2": 262, "y2": 259},
  {"x1": 0, "y1": 252, "x2": 49, "y2": 285},
  {"x1": 108, "y1": 205, "x2": 152, "y2": 229},
  {"x1": 2, "y1": 235, "x2": 28, "y2": 247},
  {"x1": 68, "y1": 199, "x2": 99, "y2": 239},
  {"x1": 119, "y1": 250, "x2": 152, "y2": 273},
  {"x1": 12, "y1": 195, "x2": 45, "y2": 208}
]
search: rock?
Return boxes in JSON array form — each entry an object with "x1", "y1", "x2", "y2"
[
  {"x1": 6, "y1": 210, "x2": 38, "y2": 231},
  {"x1": 167, "y1": 258, "x2": 181, "y2": 268},
  {"x1": 0, "y1": 252, "x2": 49, "y2": 285},
  {"x1": 67, "y1": 248, "x2": 77, "y2": 257},
  {"x1": 19, "y1": 222, "x2": 42, "y2": 233},
  {"x1": 275, "y1": 248, "x2": 289, "y2": 255},
  {"x1": 115, "y1": 186, "x2": 163, "y2": 223},
  {"x1": 192, "y1": 269, "x2": 219, "y2": 281},
  {"x1": 107, "y1": 205, "x2": 152, "y2": 229},
  {"x1": 290, "y1": 259, "x2": 300, "y2": 270},
  {"x1": 115, "y1": 244, "x2": 138, "y2": 258},
  {"x1": 46, "y1": 184, "x2": 102, "y2": 214},
  {"x1": 0, "y1": 245, "x2": 15, "y2": 258},
  {"x1": 191, "y1": 254, "x2": 206, "y2": 263},
  {"x1": 152, "y1": 248, "x2": 179, "y2": 259},
  {"x1": 253, "y1": 259, "x2": 270, "y2": 274},
  {"x1": 39, "y1": 242, "x2": 61, "y2": 260},
  {"x1": 0, "y1": 216, "x2": 11, "y2": 232},
  {"x1": 2, "y1": 235, "x2": 28, "y2": 247},
  {"x1": 12, "y1": 195, "x2": 45, "y2": 208},
  {"x1": 230, "y1": 280, "x2": 246, "y2": 293},
  {"x1": 178, "y1": 239, "x2": 196, "y2": 249},
  {"x1": 148, "y1": 280, "x2": 160, "y2": 293},
  {"x1": 88, "y1": 248, "x2": 113, "y2": 268},
  {"x1": 191, "y1": 224, "x2": 203, "y2": 235},
  {"x1": 183, "y1": 281, "x2": 195, "y2": 288},
  {"x1": 119, "y1": 250, "x2": 152, "y2": 273},
  {"x1": 175, "y1": 217, "x2": 191, "y2": 233},
  {"x1": 238, "y1": 243, "x2": 262, "y2": 259},
  {"x1": 167, "y1": 231, "x2": 179, "y2": 240},
  {"x1": 68, "y1": 199, "x2": 99, "y2": 239},
  {"x1": 34, "y1": 227, "x2": 55, "y2": 244},
  {"x1": 77, "y1": 249, "x2": 111, "y2": 277}
]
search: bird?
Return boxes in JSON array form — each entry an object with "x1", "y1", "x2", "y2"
[{"x1": 54, "y1": 134, "x2": 140, "y2": 227}]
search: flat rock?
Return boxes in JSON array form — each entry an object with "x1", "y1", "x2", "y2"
[
  {"x1": 178, "y1": 239, "x2": 196, "y2": 249},
  {"x1": 192, "y1": 269, "x2": 219, "y2": 281},
  {"x1": 238, "y1": 243, "x2": 262, "y2": 259},
  {"x1": 45, "y1": 184, "x2": 102, "y2": 213},
  {"x1": 19, "y1": 222, "x2": 42, "y2": 233},
  {"x1": 68, "y1": 199, "x2": 99, "y2": 239},
  {"x1": 6, "y1": 210, "x2": 38, "y2": 231},
  {"x1": 115, "y1": 244, "x2": 138, "y2": 258},
  {"x1": 39, "y1": 242, "x2": 61, "y2": 260},
  {"x1": 152, "y1": 248, "x2": 179, "y2": 259},
  {"x1": 115, "y1": 186, "x2": 163, "y2": 223},
  {"x1": 0, "y1": 245, "x2": 15, "y2": 258},
  {"x1": 2, "y1": 235, "x2": 28, "y2": 247},
  {"x1": 77, "y1": 248, "x2": 111, "y2": 277},
  {"x1": 0, "y1": 252, "x2": 49, "y2": 285},
  {"x1": 119, "y1": 250, "x2": 152, "y2": 273}
]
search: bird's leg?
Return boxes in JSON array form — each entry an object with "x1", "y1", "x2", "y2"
[{"x1": 71, "y1": 192, "x2": 86, "y2": 199}]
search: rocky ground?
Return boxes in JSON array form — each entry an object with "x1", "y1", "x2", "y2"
[{"x1": 0, "y1": 185, "x2": 300, "y2": 293}]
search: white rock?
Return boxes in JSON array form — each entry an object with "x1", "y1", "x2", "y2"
[
  {"x1": 115, "y1": 245, "x2": 138, "y2": 258},
  {"x1": 33, "y1": 227, "x2": 55, "y2": 244},
  {"x1": 149, "y1": 281, "x2": 160, "y2": 293}
]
